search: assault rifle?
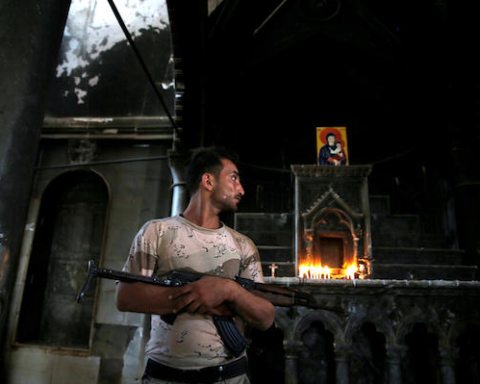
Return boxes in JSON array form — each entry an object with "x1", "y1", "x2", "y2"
[{"x1": 77, "y1": 260, "x2": 319, "y2": 357}]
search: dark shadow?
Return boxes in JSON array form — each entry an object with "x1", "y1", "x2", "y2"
[
  {"x1": 455, "y1": 323, "x2": 480, "y2": 384},
  {"x1": 403, "y1": 322, "x2": 440, "y2": 384},
  {"x1": 247, "y1": 323, "x2": 285, "y2": 384}
]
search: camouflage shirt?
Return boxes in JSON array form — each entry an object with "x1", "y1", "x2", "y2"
[{"x1": 123, "y1": 215, "x2": 264, "y2": 368}]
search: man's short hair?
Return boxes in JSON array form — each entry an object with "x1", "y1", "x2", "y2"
[
  {"x1": 185, "y1": 146, "x2": 239, "y2": 194},
  {"x1": 326, "y1": 133, "x2": 336, "y2": 140}
]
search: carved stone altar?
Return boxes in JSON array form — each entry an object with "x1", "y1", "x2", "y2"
[
  {"x1": 262, "y1": 277, "x2": 480, "y2": 384},
  {"x1": 236, "y1": 165, "x2": 480, "y2": 384}
]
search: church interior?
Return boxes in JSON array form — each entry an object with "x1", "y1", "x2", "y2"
[{"x1": 1, "y1": 0, "x2": 479, "y2": 383}]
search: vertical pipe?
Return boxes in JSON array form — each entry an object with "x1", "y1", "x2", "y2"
[{"x1": 168, "y1": 150, "x2": 188, "y2": 216}]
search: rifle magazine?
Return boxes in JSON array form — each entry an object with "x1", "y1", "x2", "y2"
[{"x1": 213, "y1": 316, "x2": 247, "y2": 357}]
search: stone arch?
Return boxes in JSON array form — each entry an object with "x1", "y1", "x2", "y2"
[
  {"x1": 344, "y1": 309, "x2": 395, "y2": 347},
  {"x1": 293, "y1": 310, "x2": 340, "y2": 384},
  {"x1": 396, "y1": 306, "x2": 445, "y2": 344},
  {"x1": 294, "y1": 309, "x2": 344, "y2": 344},
  {"x1": 447, "y1": 317, "x2": 480, "y2": 348},
  {"x1": 37, "y1": 168, "x2": 111, "y2": 199}
]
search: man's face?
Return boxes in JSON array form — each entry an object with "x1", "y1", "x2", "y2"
[
  {"x1": 327, "y1": 135, "x2": 336, "y2": 146},
  {"x1": 211, "y1": 158, "x2": 245, "y2": 212}
]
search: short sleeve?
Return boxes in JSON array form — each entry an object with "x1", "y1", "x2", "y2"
[
  {"x1": 238, "y1": 236, "x2": 265, "y2": 283},
  {"x1": 123, "y1": 220, "x2": 160, "y2": 277}
]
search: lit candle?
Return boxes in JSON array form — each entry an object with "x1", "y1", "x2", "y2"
[{"x1": 346, "y1": 265, "x2": 356, "y2": 280}]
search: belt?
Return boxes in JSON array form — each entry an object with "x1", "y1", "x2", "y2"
[{"x1": 144, "y1": 357, "x2": 249, "y2": 383}]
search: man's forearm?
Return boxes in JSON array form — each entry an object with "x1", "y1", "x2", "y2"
[
  {"x1": 116, "y1": 282, "x2": 174, "y2": 315},
  {"x1": 229, "y1": 285, "x2": 275, "y2": 331}
]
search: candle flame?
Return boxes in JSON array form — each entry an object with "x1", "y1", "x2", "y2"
[{"x1": 299, "y1": 262, "x2": 358, "y2": 279}]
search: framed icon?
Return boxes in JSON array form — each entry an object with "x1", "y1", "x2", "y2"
[{"x1": 316, "y1": 126, "x2": 349, "y2": 166}]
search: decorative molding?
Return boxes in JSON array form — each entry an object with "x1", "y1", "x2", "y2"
[
  {"x1": 291, "y1": 164, "x2": 372, "y2": 178},
  {"x1": 302, "y1": 186, "x2": 364, "y2": 227}
]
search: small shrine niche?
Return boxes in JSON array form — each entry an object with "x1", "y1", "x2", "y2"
[{"x1": 291, "y1": 165, "x2": 372, "y2": 279}]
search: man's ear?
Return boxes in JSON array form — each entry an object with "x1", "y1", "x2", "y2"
[{"x1": 201, "y1": 173, "x2": 215, "y2": 191}]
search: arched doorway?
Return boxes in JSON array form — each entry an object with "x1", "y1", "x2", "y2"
[{"x1": 16, "y1": 170, "x2": 109, "y2": 349}]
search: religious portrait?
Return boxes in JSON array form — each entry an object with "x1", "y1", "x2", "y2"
[{"x1": 316, "y1": 126, "x2": 349, "y2": 166}]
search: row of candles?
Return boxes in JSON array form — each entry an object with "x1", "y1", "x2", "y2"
[{"x1": 298, "y1": 263, "x2": 358, "y2": 280}]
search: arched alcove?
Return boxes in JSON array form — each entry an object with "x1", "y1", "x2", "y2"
[
  {"x1": 349, "y1": 321, "x2": 386, "y2": 384},
  {"x1": 403, "y1": 323, "x2": 440, "y2": 384},
  {"x1": 297, "y1": 320, "x2": 335, "y2": 384},
  {"x1": 16, "y1": 170, "x2": 109, "y2": 348},
  {"x1": 312, "y1": 207, "x2": 358, "y2": 270}
]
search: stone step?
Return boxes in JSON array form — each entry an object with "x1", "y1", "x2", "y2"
[
  {"x1": 371, "y1": 214, "x2": 421, "y2": 235},
  {"x1": 371, "y1": 264, "x2": 478, "y2": 281},
  {"x1": 419, "y1": 233, "x2": 453, "y2": 248},
  {"x1": 372, "y1": 247, "x2": 464, "y2": 265},
  {"x1": 372, "y1": 232, "x2": 452, "y2": 248}
]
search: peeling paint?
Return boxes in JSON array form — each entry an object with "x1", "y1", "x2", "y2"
[
  {"x1": 74, "y1": 87, "x2": 87, "y2": 104},
  {"x1": 88, "y1": 75, "x2": 99, "y2": 86}
]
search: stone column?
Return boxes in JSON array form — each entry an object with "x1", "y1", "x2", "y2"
[
  {"x1": 335, "y1": 343, "x2": 350, "y2": 384},
  {"x1": 439, "y1": 347, "x2": 457, "y2": 384},
  {"x1": 284, "y1": 340, "x2": 303, "y2": 384},
  {"x1": 386, "y1": 345, "x2": 406, "y2": 384},
  {"x1": 0, "y1": 0, "x2": 71, "y2": 365}
]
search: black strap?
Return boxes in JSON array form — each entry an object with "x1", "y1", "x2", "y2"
[{"x1": 144, "y1": 357, "x2": 249, "y2": 383}]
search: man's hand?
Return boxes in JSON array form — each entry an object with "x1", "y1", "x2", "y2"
[{"x1": 169, "y1": 276, "x2": 236, "y2": 316}]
